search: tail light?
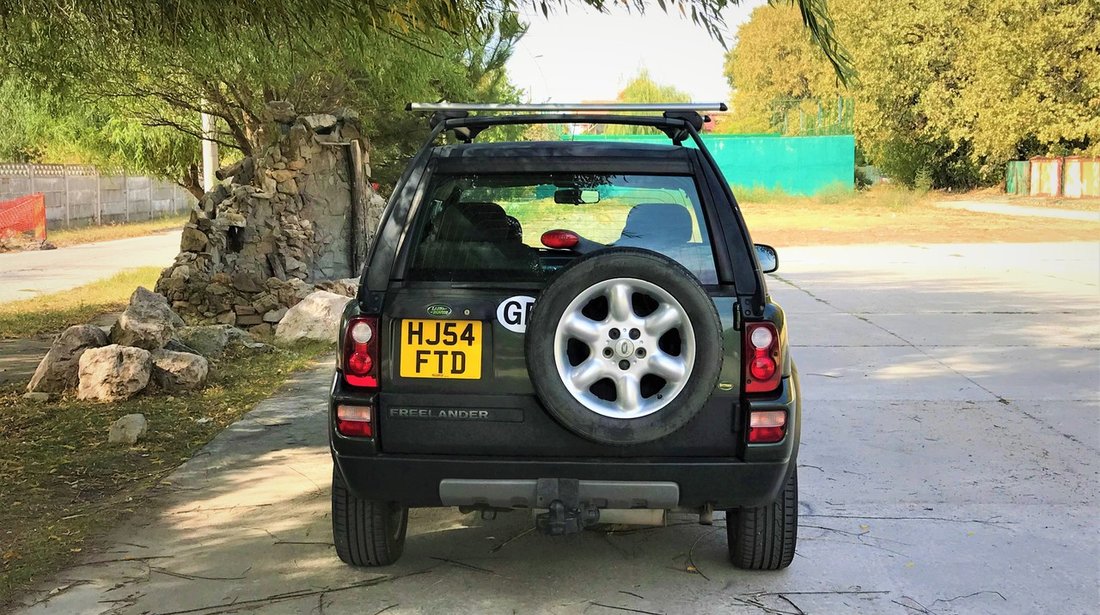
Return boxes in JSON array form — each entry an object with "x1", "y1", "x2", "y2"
[
  {"x1": 343, "y1": 316, "x2": 380, "y2": 388},
  {"x1": 336, "y1": 404, "x2": 373, "y2": 437},
  {"x1": 748, "y1": 410, "x2": 786, "y2": 443},
  {"x1": 744, "y1": 322, "x2": 781, "y2": 393},
  {"x1": 541, "y1": 229, "x2": 580, "y2": 249}
]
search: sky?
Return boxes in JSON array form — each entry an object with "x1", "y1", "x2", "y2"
[{"x1": 505, "y1": 1, "x2": 767, "y2": 104}]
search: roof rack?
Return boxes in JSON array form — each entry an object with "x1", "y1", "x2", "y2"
[
  {"x1": 406, "y1": 102, "x2": 728, "y2": 113},
  {"x1": 406, "y1": 102, "x2": 728, "y2": 146}
]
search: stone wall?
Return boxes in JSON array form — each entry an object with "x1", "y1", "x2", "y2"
[{"x1": 156, "y1": 103, "x2": 384, "y2": 330}]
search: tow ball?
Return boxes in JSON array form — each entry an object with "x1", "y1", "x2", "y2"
[{"x1": 533, "y1": 478, "x2": 600, "y2": 536}]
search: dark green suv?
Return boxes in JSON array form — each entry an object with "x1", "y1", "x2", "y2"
[{"x1": 329, "y1": 103, "x2": 801, "y2": 570}]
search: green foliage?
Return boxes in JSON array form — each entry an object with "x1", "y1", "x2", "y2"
[
  {"x1": 0, "y1": 0, "x2": 853, "y2": 190},
  {"x1": 603, "y1": 69, "x2": 692, "y2": 136},
  {"x1": 0, "y1": 1, "x2": 853, "y2": 82},
  {"x1": 722, "y1": 5, "x2": 848, "y2": 135},
  {"x1": 0, "y1": 7, "x2": 527, "y2": 190},
  {"x1": 725, "y1": 0, "x2": 1099, "y2": 189}
]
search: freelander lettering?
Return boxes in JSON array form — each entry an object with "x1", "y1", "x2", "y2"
[
  {"x1": 390, "y1": 408, "x2": 491, "y2": 420},
  {"x1": 406, "y1": 320, "x2": 476, "y2": 375}
]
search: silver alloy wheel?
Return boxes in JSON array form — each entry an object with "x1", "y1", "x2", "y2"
[{"x1": 553, "y1": 277, "x2": 696, "y2": 419}]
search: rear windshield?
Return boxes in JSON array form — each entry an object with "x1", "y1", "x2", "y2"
[{"x1": 405, "y1": 172, "x2": 718, "y2": 284}]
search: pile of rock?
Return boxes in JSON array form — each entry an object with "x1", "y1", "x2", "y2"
[
  {"x1": 155, "y1": 101, "x2": 383, "y2": 333},
  {"x1": 26, "y1": 287, "x2": 269, "y2": 403}
]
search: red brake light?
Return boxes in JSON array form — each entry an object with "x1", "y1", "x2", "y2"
[
  {"x1": 748, "y1": 410, "x2": 786, "y2": 443},
  {"x1": 343, "y1": 316, "x2": 379, "y2": 388},
  {"x1": 541, "y1": 229, "x2": 579, "y2": 249},
  {"x1": 745, "y1": 322, "x2": 781, "y2": 393}
]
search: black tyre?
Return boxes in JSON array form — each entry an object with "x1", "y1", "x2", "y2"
[
  {"x1": 525, "y1": 248, "x2": 723, "y2": 445},
  {"x1": 726, "y1": 469, "x2": 798, "y2": 570},
  {"x1": 331, "y1": 467, "x2": 408, "y2": 566}
]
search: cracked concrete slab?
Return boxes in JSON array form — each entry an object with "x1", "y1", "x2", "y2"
[{"x1": 13, "y1": 241, "x2": 1099, "y2": 614}]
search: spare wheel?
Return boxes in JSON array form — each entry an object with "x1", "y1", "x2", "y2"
[{"x1": 525, "y1": 248, "x2": 723, "y2": 445}]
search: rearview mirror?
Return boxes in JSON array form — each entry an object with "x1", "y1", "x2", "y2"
[
  {"x1": 754, "y1": 244, "x2": 778, "y2": 273},
  {"x1": 554, "y1": 188, "x2": 600, "y2": 204}
]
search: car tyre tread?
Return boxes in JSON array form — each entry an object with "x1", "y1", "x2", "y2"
[
  {"x1": 332, "y1": 467, "x2": 407, "y2": 566},
  {"x1": 727, "y1": 469, "x2": 797, "y2": 570}
]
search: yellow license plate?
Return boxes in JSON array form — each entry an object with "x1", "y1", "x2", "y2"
[{"x1": 399, "y1": 319, "x2": 482, "y2": 379}]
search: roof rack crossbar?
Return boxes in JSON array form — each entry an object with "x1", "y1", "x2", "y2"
[{"x1": 407, "y1": 102, "x2": 728, "y2": 113}]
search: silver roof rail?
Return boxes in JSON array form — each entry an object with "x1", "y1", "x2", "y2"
[{"x1": 406, "y1": 102, "x2": 728, "y2": 113}]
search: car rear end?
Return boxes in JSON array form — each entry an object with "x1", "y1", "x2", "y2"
[
  {"x1": 329, "y1": 106, "x2": 800, "y2": 570},
  {"x1": 332, "y1": 142, "x2": 797, "y2": 501}
]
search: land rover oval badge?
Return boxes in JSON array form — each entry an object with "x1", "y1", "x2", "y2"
[{"x1": 426, "y1": 303, "x2": 452, "y2": 317}]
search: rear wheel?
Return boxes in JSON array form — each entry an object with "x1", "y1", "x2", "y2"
[
  {"x1": 726, "y1": 469, "x2": 798, "y2": 570},
  {"x1": 332, "y1": 467, "x2": 408, "y2": 566}
]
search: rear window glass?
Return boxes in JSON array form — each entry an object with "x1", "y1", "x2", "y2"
[{"x1": 406, "y1": 173, "x2": 718, "y2": 284}]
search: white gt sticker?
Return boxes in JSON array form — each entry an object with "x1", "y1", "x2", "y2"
[{"x1": 496, "y1": 295, "x2": 536, "y2": 333}]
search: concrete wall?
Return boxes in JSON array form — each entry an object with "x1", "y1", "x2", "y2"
[{"x1": 0, "y1": 164, "x2": 195, "y2": 229}]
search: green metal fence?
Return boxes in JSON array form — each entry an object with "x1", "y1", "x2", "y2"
[
  {"x1": 1005, "y1": 161, "x2": 1030, "y2": 195},
  {"x1": 569, "y1": 133, "x2": 855, "y2": 196}
]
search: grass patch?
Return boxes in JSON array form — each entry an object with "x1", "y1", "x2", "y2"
[
  {"x1": 738, "y1": 185, "x2": 1100, "y2": 247},
  {"x1": 0, "y1": 267, "x2": 162, "y2": 339},
  {"x1": 47, "y1": 215, "x2": 187, "y2": 248},
  {"x1": 0, "y1": 342, "x2": 330, "y2": 606}
]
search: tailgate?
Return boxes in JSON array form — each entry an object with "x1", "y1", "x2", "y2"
[{"x1": 376, "y1": 288, "x2": 744, "y2": 458}]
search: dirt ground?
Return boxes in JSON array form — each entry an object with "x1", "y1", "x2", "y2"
[{"x1": 740, "y1": 193, "x2": 1100, "y2": 248}]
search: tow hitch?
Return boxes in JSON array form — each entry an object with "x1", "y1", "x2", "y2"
[{"x1": 534, "y1": 478, "x2": 600, "y2": 535}]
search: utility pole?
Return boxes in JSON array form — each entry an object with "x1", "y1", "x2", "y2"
[{"x1": 201, "y1": 107, "x2": 219, "y2": 193}]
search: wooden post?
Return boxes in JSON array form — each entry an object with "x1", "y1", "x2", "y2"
[
  {"x1": 95, "y1": 168, "x2": 102, "y2": 224},
  {"x1": 63, "y1": 166, "x2": 71, "y2": 227}
]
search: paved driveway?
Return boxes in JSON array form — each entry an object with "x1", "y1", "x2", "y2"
[
  {"x1": 15, "y1": 241, "x2": 1099, "y2": 614},
  {"x1": 0, "y1": 231, "x2": 181, "y2": 303}
]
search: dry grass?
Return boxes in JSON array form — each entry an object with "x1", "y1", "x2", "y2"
[
  {"x1": 0, "y1": 267, "x2": 162, "y2": 339},
  {"x1": 47, "y1": 215, "x2": 186, "y2": 248},
  {"x1": 739, "y1": 185, "x2": 1100, "y2": 248},
  {"x1": 0, "y1": 344, "x2": 330, "y2": 606}
]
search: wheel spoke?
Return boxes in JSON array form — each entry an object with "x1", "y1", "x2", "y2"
[
  {"x1": 569, "y1": 359, "x2": 605, "y2": 389},
  {"x1": 607, "y1": 282, "x2": 634, "y2": 322},
  {"x1": 562, "y1": 312, "x2": 601, "y2": 344},
  {"x1": 615, "y1": 373, "x2": 642, "y2": 413},
  {"x1": 644, "y1": 304, "x2": 682, "y2": 336},
  {"x1": 647, "y1": 353, "x2": 687, "y2": 383}
]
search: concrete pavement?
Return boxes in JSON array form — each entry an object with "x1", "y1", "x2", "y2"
[
  {"x1": 936, "y1": 200, "x2": 1100, "y2": 222},
  {"x1": 13, "y1": 241, "x2": 1100, "y2": 614},
  {"x1": 0, "y1": 231, "x2": 181, "y2": 303}
]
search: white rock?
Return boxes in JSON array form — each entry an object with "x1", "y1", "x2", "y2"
[
  {"x1": 109, "y1": 287, "x2": 186, "y2": 350},
  {"x1": 151, "y1": 350, "x2": 209, "y2": 391},
  {"x1": 27, "y1": 325, "x2": 108, "y2": 393},
  {"x1": 22, "y1": 392, "x2": 50, "y2": 402},
  {"x1": 275, "y1": 291, "x2": 349, "y2": 344},
  {"x1": 108, "y1": 414, "x2": 148, "y2": 445},
  {"x1": 301, "y1": 113, "x2": 338, "y2": 132},
  {"x1": 77, "y1": 345, "x2": 152, "y2": 402}
]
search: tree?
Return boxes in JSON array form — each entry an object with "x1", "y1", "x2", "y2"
[
  {"x1": 722, "y1": 5, "x2": 846, "y2": 135},
  {"x1": 724, "y1": 0, "x2": 1099, "y2": 188},
  {"x1": 0, "y1": 1, "x2": 852, "y2": 80},
  {"x1": 0, "y1": 0, "x2": 853, "y2": 193},
  {"x1": 602, "y1": 70, "x2": 693, "y2": 135},
  {"x1": 0, "y1": 8, "x2": 526, "y2": 193}
]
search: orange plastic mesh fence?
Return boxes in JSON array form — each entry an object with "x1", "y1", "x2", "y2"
[{"x1": 0, "y1": 193, "x2": 47, "y2": 241}]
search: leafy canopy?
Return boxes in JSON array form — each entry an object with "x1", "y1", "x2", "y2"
[
  {"x1": 724, "y1": 0, "x2": 1099, "y2": 188},
  {"x1": 603, "y1": 69, "x2": 693, "y2": 135}
]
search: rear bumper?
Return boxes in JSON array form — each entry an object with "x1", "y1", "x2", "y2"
[{"x1": 333, "y1": 454, "x2": 793, "y2": 509}]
